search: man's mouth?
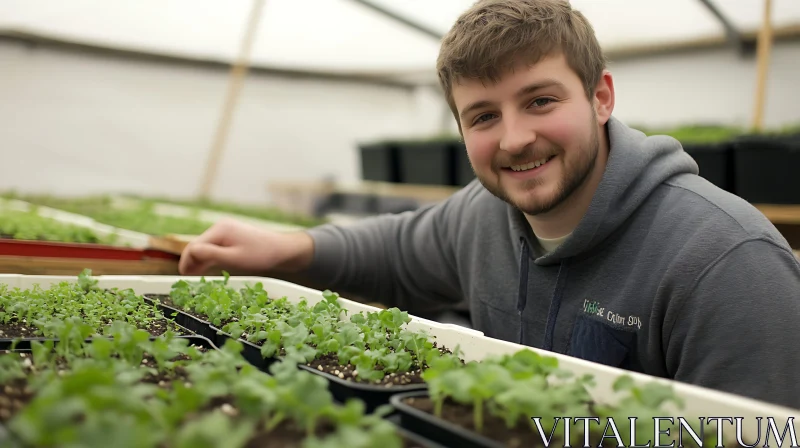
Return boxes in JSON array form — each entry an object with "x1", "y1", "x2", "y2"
[{"x1": 504, "y1": 155, "x2": 555, "y2": 172}]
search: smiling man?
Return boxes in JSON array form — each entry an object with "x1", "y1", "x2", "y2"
[{"x1": 178, "y1": 0, "x2": 800, "y2": 408}]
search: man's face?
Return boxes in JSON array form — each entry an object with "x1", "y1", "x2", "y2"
[{"x1": 452, "y1": 53, "x2": 601, "y2": 216}]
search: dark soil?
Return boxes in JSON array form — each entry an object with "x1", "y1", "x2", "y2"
[
  {"x1": 0, "y1": 320, "x2": 41, "y2": 339},
  {"x1": 0, "y1": 353, "x2": 38, "y2": 422},
  {"x1": 400, "y1": 436, "x2": 434, "y2": 448},
  {"x1": 303, "y1": 351, "x2": 442, "y2": 387},
  {"x1": 139, "y1": 352, "x2": 201, "y2": 388},
  {"x1": 402, "y1": 396, "x2": 623, "y2": 448},
  {"x1": 266, "y1": 336, "x2": 455, "y2": 387},
  {"x1": 0, "y1": 377, "x2": 34, "y2": 422},
  {"x1": 0, "y1": 345, "x2": 209, "y2": 423},
  {"x1": 0, "y1": 316, "x2": 188, "y2": 338},
  {"x1": 242, "y1": 418, "x2": 436, "y2": 447},
  {"x1": 0, "y1": 297, "x2": 191, "y2": 339},
  {"x1": 143, "y1": 317, "x2": 190, "y2": 337},
  {"x1": 0, "y1": 348, "x2": 428, "y2": 447}
]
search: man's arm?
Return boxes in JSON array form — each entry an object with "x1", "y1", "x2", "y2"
[
  {"x1": 666, "y1": 238, "x2": 800, "y2": 409},
  {"x1": 298, "y1": 185, "x2": 476, "y2": 315}
]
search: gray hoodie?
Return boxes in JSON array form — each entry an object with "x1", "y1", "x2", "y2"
[{"x1": 305, "y1": 116, "x2": 800, "y2": 409}]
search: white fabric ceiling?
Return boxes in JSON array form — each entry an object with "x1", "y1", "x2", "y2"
[{"x1": 1, "y1": 0, "x2": 798, "y2": 77}]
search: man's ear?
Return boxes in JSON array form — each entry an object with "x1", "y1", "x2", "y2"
[{"x1": 593, "y1": 70, "x2": 615, "y2": 125}]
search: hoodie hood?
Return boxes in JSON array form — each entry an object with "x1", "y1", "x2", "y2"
[{"x1": 508, "y1": 115, "x2": 699, "y2": 265}]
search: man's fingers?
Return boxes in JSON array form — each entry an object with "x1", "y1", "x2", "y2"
[
  {"x1": 178, "y1": 248, "x2": 208, "y2": 276},
  {"x1": 190, "y1": 220, "x2": 234, "y2": 246},
  {"x1": 179, "y1": 241, "x2": 244, "y2": 276},
  {"x1": 178, "y1": 258, "x2": 213, "y2": 276},
  {"x1": 180, "y1": 243, "x2": 219, "y2": 275}
]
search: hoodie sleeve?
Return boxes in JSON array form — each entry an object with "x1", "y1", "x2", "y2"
[
  {"x1": 300, "y1": 185, "x2": 473, "y2": 314},
  {"x1": 666, "y1": 238, "x2": 800, "y2": 409}
]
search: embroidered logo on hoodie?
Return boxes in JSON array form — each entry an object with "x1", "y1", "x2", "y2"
[{"x1": 582, "y1": 299, "x2": 642, "y2": 330}]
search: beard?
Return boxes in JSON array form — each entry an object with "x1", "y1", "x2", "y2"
[{"x1": 475, "y1": 121, "x2": 600, "y2": 216}]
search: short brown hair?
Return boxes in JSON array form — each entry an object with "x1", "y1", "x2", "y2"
[{"x1": 436, "y1": 0, "x2": 607, "y2": 128}]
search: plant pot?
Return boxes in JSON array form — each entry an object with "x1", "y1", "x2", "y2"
[
  {"x1": 360, "y1": 143, "x2": 400, "y2": 183},
  {"x1": 453, "y1": 142, "x2": 475, "y2": 187},
  {"x1": 732, "y1": 134, "x2": 800, "y2": 204},
  {"x1": 397, "y1": 142, "x2": 455, "y2": 186},
  {"x1": 682, "y1": 141, "x2": 735, "y2": 193}
]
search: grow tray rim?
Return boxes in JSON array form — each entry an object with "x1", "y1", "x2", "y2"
[{"x1": 0, "y1": 239, "x2": 179, "y2": 261}]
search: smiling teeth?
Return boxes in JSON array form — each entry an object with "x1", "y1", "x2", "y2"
[{"x1": 510, "y1": 156, "x2": 551, "y2": 171}]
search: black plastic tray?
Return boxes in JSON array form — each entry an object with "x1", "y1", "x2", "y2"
[
  {"x1": 0, "y1": 334, "x2": 218, "y2": 352},
  {"x1": 143, "y1": 295, "x2": 220, "y2": 342},
  {"x1": 0, "y1": 335, "x2": 218, "y2": 447},
  {"x1": 211, "y1": 326, "x2": 280, "y2": 373},
  {"x1": 386, "y1": 413, "x2": 449, "y2": 448},
  {"x1": 212, "y1": 325, "x2": 428, "y2": 413},
  {"x1": 0, "y1": 318, "x2": 198, "y2": 350},
  {"x1": 137, "y1": 297, "x2": 432, "y2": 413},
  {"x1": 732, "y1": 134, "x2": 800, "y2": 204},
  {"x1": 390, "y1": 391, "x2": 504, "y2": 448},
  {"x1": 298, "y1": 363, "x2": 426, "y2": 413}
]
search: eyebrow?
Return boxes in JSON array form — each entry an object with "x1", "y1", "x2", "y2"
[{"x1": 458, "y1": 79, "x2": 566, "y2": 122}]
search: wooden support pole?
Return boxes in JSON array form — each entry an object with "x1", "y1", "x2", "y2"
[
  {"x1": 751, "y1": 0, "x2": 773, "y2": 132},
  {"x1": 198, "y1": 0, "x2": 266, "y2": 200}
]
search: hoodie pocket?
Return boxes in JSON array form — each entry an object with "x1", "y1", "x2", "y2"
[{"x1": 567, "y1": 314, "x2": 636, "y2": 369}]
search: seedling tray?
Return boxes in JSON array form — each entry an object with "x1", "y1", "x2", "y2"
[
  {"x1": 0, "y1": 334, "x2": 218, "y2": 352},
  {"x1": 144, "y1": 296, "x2": 433, "y2": 411},
  {"x1": 0, "y1": 239, "x2": 179, "y2": 261},
  {"x1": 297, "y1": 363, "x2": 425, "y2": 413},
  {"x1": 390, "y1": 391, "x2": 502, "y2": 448},
  {"x1": 138, "y1": 280, "x2": 483, "y2": 414},
  {"x1": 0, "y1": 239, "x2": 180, "y2": 275},
  {"x1": 143, "y1": 295, "x2": 220, "y2": 342},
  {"x1": 211, "y1": 325, "x2": 279, "y2": 373},
  {"x1": 211, "y1": 324, "x2": 427, "y2": 413},
  {"x1": 0, "y1": 273, "x2": 795, "y2": 444},
  {"x1": 386, "y1": 414, "x2": 448, "y2": 448}
]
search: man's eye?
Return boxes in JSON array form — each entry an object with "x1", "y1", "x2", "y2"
[
  {"x1": 531, "y1": 98, "x2": 554, "y2": 108},
  {"x1": 475, "y1": 113, "x2": 496, "y2": 123}
]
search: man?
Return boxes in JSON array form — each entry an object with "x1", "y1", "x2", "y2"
[{"x1": 179, "y1": 0, "x2": 800, "y2": 409}]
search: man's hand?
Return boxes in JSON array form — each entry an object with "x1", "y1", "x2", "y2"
[{"x1": 178, "y1": 219, "x2": 314, "y2": 277}]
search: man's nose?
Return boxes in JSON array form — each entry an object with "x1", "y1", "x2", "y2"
[{"x1": 499, "y1": 115, "x2": 536, "y2": 155}]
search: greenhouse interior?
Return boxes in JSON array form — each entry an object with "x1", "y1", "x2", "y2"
[{"x1": 1, "y1": 0, "x2": 799, "y2": 446}]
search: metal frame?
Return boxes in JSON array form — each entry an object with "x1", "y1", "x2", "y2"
[
  {"x1": 347, "y1": 0, "x2": 444, "y2": 41},
  {"x1": 696, "y1": 0, "x2": 756, "y2": 55},
  {"x1": 351, "y1": 0, "x2": 760, "y2": 57}
]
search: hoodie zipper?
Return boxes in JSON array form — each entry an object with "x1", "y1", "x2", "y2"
[
  {"x1": 517, "y1": 237, "x2": 570, "y2": 351},
  {"x1": 543, "y1": 261, "x2": 568, "y2": 351},
  {"x1": 516, "y1": 238, "x2": 530, "y2": 345}
]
